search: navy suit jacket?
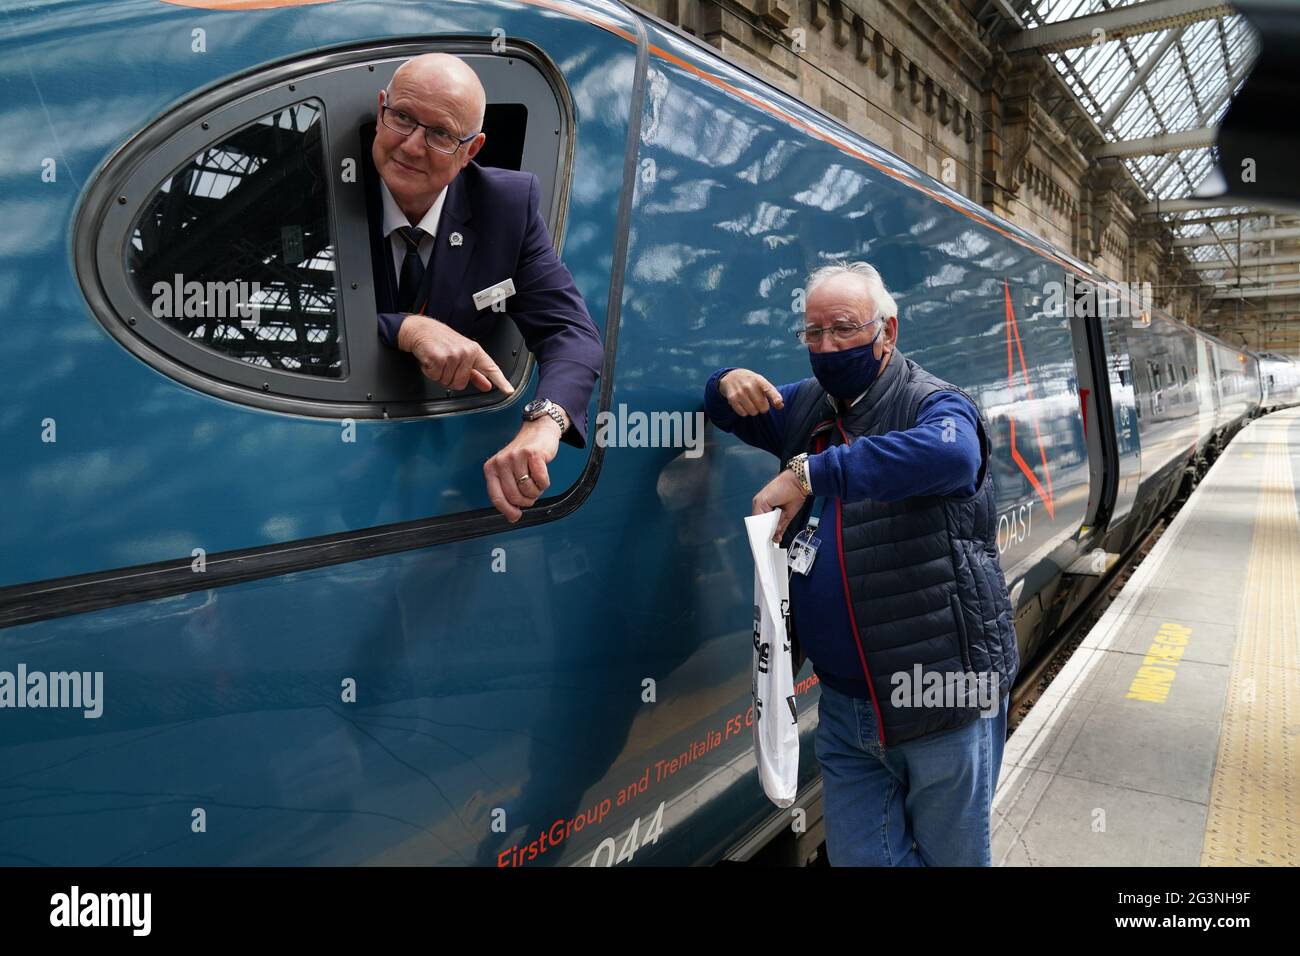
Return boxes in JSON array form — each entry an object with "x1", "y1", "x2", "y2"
[{"x1": 369, "y1": 158, "x2": 603, "y2": 448}]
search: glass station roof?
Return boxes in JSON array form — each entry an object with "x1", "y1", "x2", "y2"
[{"x1": 1008, "y1": 1, "x2": 1282, "y2": 278}]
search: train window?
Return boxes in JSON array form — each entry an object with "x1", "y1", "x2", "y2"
[
  {"x1": 80, "y1": 46, "x2": 571, "y2": 419},
  {"x1": 127, "y1": 100, "x2": 342, "y2": 378}
]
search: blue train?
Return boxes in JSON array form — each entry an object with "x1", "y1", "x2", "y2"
[{"x1": 1, "y1": 0, "x2": 1293, "y2": 867}]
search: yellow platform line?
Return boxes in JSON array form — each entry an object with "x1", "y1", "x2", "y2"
[{"x1": 1201, "y1": 413, "x2": 1300, "y2": 866}]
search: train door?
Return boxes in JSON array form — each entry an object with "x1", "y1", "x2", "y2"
[
  {"x1": 1209, "y1": 345, "x2": 1226, "y2": 430},
  {"x1": 1070, "y1": 308, "x2": 1105, "y2": 530},
  {"x1": 1195, "y1": 335, "x2": 1218, "y2": 443},
  {"x1": 1098, "y1": 312, "x2": 1142, "y2": 530}
]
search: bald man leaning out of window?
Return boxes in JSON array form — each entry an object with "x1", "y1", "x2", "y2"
[{"x1": 369, "y1": 53, "x2": 603, "y2": 522}]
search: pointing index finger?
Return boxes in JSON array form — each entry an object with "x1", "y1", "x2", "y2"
[{"x1": 476, "y1": 354, "x2": 515, "y2": 395}]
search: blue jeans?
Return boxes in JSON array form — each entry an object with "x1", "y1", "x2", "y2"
[{"x1": 813, "y1": 682, "x2": 1009, "y2": 866}]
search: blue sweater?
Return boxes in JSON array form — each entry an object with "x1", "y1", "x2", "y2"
[{"x1": 704, "y1": 366, "x2": 984, "y2": 697}]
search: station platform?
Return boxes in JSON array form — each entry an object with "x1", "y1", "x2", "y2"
[{"x1": 993, "y1": 407, "x2": 1300, "y2": 866}]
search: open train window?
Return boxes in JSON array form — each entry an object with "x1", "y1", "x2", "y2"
[
  {"x1": 80, "y1": 44, "x2": 571, "y2": 419},
  {"x1": 126, "y1": 100, "x2": 343, "y2": 380}
]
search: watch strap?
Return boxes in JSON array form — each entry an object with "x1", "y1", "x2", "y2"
[
  {"x1": 545, "y1": 404, "x2": 568, "y2": 433},
  {"x1": 787, "y1": 453, "x2": 811, "y2": 495}
]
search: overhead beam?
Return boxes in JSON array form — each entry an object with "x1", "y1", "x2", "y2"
[
  {"x1": 1143, "y1": 197, "x2": 1295, "y2": 215},
  {"x1": 1211, "y1": 285, "x2": 1300, "y2": 299},
  {"x1": 989, "y1": 0, "x2": 1026, "y2": 28},
  {"x1": 1004, "y1": 0, "x2": 1235, "y2": 54},
  {"x1": 1204, "y1": 309, "x2": 1300, "y2": 318},
  {"x1": 1175, "y1": 31, "x2": 1209, "y2": 125},
  {"x1": 1173, "y1": 212, "x2": 1294, "y2": 227},
  {"x1": 1191, "y1": 253, "x2": 1300, "y2": 270},
  {"x1": 1209, "y1": 303, "x2": 1300, "y2": 310},
  {"x1": 1095, "y1": 127, "x2": 1217, "y2": 158},
  {"x1": 1215, "y1": 14, "x2": 1234, "y2": 77},
  {"x1": 1100, "y1": 26, "x2": 1186, "y2": 127},
  {"x1": 1213, "y1": 272, "x2": 1300, "y2": 286},
  {"x1": 1176, "y1": 226, "x2": 1300, "y2": 246}
]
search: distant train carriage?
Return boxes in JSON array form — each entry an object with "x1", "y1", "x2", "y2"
[
  {"x1": 0, "y1": 0, "x2": 1276, "y2": 866},
  {"x1": 1259, "y1": 352, "x2": 1300, "y2": 411}
]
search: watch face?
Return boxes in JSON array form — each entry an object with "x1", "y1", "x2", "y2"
[{"x1": 524, "y1": 399, "x2": 546, "y2": 415}]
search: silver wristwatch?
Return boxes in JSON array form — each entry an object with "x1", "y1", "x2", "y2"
[
  {"x1": 523, "y1": 398, "x2": 568, "y2": 433},
  {"x1": 786, "y1": 452, "x2": 811, "y2": 495}
]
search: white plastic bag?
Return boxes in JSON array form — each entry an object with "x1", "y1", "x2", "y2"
[{"x1": 745, "y1": 511, "x2": 800, "y2": 808}]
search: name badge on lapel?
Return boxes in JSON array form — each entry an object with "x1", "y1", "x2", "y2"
[{"x1": 472, "y1": 278, "x2": 516, "y2": 312}]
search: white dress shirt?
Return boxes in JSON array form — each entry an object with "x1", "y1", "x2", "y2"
[{"x1": 379, "y1": 179, "x2": 449, "y2": 283}]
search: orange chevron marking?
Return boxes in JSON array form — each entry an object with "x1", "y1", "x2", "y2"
[{"x1": 1003, "y1": 280, "x2": 1055, "y2": 519}]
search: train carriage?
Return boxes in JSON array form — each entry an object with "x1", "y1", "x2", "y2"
[{"x1": 0, "y1": 0, "x2": 1274, "y2": 866}]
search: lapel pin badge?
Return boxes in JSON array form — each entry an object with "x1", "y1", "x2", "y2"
[{"x1": 449, "y1": 231, "x2": 463, "y2": 247}]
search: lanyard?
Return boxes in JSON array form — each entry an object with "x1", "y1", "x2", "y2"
[
  {"x1": 804, "y1": 424, "x2": 834, "y2": 534},
  {"x1": 806, "y1": 495, "x2": 827, "y2": 534}
]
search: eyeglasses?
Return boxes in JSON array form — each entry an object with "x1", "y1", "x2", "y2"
[
  {"x1": 380, "y1": 105, "x2": 479, "y2": 154},
  {"x1": 794, "y1": 319, "x2": 879, "y2": 344}
]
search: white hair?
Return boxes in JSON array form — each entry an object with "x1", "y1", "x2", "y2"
[{"x1": 805, "y1": 262, "x2": 898, "y2": 323}]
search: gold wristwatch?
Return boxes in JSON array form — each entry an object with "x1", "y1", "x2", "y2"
[{"x1": 786, "y1": 452, "x2": 812, "y2": 495}]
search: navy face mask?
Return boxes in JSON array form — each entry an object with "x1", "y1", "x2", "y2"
[{"x1": 809, "y1": 322, "x2": 885, "y2": 400}]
